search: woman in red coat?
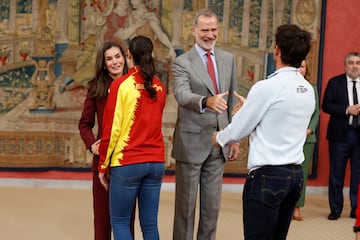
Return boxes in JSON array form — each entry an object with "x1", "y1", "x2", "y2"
[{"x1": 78, "y1": 41, "x2": 135, "y2": 240}]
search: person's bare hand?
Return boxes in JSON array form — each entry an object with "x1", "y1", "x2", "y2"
[
  {"x1": 348, "y1": 104, "x2": 360, "y2": 116},
  {"x1": 212, "y1": 131, "x2": 220, "y2": 147},
  {"x1": 206, "y1": 92, "x2": 229, "y2": 113},
  {"x1": 348, "y1": 105, "x2": 356, "y2": 115},
  {"x1": 91, "y1": 139, "x2": 101, "y2": 155},
  {"x1": 355, "y1": 104, "x2": 360, "y2": 115},
  {"x1": 232, "y1": 91, "x2": 246, "y2": 115},
  {"x1": 228, "y1": 143, "x2": 240, "y2": 161},
  {"x1": 306, "y1": 129, "x2": 313, "y2": 136},
  {"x1": 99, "y1": 172, "x2": 109, "y2": 191}
]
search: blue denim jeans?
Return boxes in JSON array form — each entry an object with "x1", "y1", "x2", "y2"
[
  {"x1": 243, "y1": 164, "x2": 303, "y2": 240},
  {"x1": 109, "y1": 162, "x2": 165, "y2": 240}
]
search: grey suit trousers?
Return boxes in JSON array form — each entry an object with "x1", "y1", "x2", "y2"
[{"x1": 173, "y1": 147, "x2": 225, "y2": 240}]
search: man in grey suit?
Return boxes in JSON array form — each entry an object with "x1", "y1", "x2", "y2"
[{"x1": 171, "y1": 8, "x2": 240, "y2": 240}]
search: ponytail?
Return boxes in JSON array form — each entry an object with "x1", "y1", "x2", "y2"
[{"x1": 129, "y1": 36, "x2": 157, "y2": 99}]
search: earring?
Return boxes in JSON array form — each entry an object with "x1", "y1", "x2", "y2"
[{"x1": 104, "y1": 67, "x2": 106, "y2": 69}]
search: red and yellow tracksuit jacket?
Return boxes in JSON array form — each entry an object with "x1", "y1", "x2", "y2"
[{"x1": 98, "y1": 66, "x2": 166, "y2": 173}]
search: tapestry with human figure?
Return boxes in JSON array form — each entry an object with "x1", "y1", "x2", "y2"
[{"x1": 0, "y1": 0, "x2": 322, "y2": 175}]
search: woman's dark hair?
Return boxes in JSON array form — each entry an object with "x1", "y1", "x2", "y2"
[
  {"x1": 88, "y1": 42, "x2": 128, "y2": 99},
  {"x1": 275, "y1": 24, "x2": 311, "y2": 68},
  {"x1": 129, "y1": 35, "x2": 157, "y2": 99}
]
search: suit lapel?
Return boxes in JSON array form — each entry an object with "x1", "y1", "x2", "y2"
[
  {"x1": 189, "y1": 48, "x2": 217, "y2": 95},
  {"x1": 340, "y1": 74, "x2": 350, "y2": 104}
]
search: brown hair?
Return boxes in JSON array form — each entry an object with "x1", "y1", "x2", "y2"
[{"x1": 88, "y1": 42, "x2": 128, "y2": 99}]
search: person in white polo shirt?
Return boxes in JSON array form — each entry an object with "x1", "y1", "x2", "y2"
[{"x1": 212, "y1": 24, "x2": 314, "y2": 240}]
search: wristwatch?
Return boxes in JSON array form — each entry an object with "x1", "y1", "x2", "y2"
[
  {"x1": 353, "y1": 226, "x2": 360, "y2": 232},
  {"x1": 202, "y1": 97, "x2": 208, "y2": 109}
]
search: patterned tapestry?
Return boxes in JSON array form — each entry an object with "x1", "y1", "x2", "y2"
[{"x1": 0, "y1": 0, "x2": 322, "y2": 174}]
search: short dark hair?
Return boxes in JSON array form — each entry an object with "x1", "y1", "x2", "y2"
[
  {"x1": 275, "y1": 24, "x2": 311, "y2": 68},
  {"x1": 344, "y1": 52, "x2": 360, "y2": 65}
]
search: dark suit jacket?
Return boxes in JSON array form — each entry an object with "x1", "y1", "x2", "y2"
[
  {"x1": 78, "y1": 94, "x2": 107, "y2": 171},
  {"x1": 171, "y1": 46, "x2": 238, "y2": 163},
  {"x1": 322, "y1": 73, "x2": 353, "y2": 142}
]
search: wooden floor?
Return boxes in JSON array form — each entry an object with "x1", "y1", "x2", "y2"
[{"x1": 0, "y1": 183, "x2": 355, "y2": 240}]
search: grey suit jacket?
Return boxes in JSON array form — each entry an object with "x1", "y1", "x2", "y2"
[{"x1": 171, "y1": 46, "x2": 238, "y2": 163}]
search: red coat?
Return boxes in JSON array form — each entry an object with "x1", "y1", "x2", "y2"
[{"x1": 78, "y1": 93, "x2": 107, "y2": 171}]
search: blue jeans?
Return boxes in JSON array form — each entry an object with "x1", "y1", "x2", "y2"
[
  {"x1": 243, "y1": 164, "x2": 303, "y2": 240},
  {"x1": 109, "y1": 162, "x2": 165, "y2": 240}
]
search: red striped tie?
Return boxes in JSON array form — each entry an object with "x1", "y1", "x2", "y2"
[{"x1": 207, "y1": 51, "x2": 218, "y2": 94}]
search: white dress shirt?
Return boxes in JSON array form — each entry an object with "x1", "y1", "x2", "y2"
[{"x1": 346, "y1": 75, "x2": 360, "y2": 125}]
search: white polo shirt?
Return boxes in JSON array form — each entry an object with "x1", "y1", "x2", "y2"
[{"x1": 216, "y1": 67, "x2": 315, "y2": 172}]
